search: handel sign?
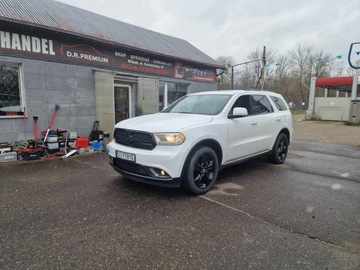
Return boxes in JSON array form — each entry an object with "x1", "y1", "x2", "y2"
[{"x1": 0, "y1": 28, "x2": 215, "y2": 82}]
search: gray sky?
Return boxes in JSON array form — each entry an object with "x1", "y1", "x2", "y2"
[{"x1": 56, "y1": 0, "x2": 359, "y2": 63}]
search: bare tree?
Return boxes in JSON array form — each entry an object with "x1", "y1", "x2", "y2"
[
  {"x1": 248, "y1": 47, "x2": 276, "y2": 89},
  {"x1": 268, "y1": 54, "x2": 293, "y2": 101},
  {"x1": 216, "y1": 56, "x2": 235, "y2": 89},
  {"x1": 288, "y1": 43, "x2": 313, "y2": 104},
  {"x1": 215, "y1": 43, "x2": 345, "y2": 105},
  {"x1": 308, "y1": 50, "x2": 334, "y2": 78}
]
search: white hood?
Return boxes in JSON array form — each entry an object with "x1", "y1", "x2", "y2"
[{"x1": 115, "y1": 113, "x2": 213, "y2": 133}]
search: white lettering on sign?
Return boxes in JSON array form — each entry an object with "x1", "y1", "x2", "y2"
[
  {"x1": 130, "y1": 55, "x2": 149, "y2": 62},
  {"x1": 0, "y1": 31, "x2": 55, "y2": 55},
  {"x1": 66, "y1": 51, "x2": 109, "y2": 63},
  {"x1": 115, "y1": 51, "x2": 126, "y2": 57}
]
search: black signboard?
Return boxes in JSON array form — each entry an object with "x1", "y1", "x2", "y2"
[{"x1": 0, "y1": 24, "x2": 215, "y2": 82}]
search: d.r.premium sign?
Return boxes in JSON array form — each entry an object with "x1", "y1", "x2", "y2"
[{"x1": 0, "y1": 26, "x2": 215, "y2": 82}]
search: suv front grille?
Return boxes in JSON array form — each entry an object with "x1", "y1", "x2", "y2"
[{"x1": 114, "y1": 128, "x2": 156, "y2": 150}]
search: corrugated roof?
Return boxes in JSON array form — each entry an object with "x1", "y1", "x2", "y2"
[{"x1": 0, "y1": 0, "x2": 223, "y2": 68}]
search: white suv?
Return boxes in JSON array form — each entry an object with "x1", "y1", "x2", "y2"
[{"x1": 108, "y1": 90, "x2": 293, "y2": 195}]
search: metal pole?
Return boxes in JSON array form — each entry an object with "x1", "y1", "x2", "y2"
[
  {"x1": 230, "y1": 58, "x2": 263, "y2": 90},
  {"x1": 231, "y1": 66, "x2": 234, "y2": 90},
  {"x1": 261, "y1": 46, "x2": 266, "y2": 89}
]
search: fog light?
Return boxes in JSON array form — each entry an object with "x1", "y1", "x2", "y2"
[{"x1": 148, "y1": 167, "x2": 171, "y2": 179}]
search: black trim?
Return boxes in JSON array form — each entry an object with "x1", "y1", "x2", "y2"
[
  {"x1": 109, "y1": 159, "x2": 181, "y2": 188},
  {"x1": 114, "y1": 128, "x2": 156, "y2": 150}
]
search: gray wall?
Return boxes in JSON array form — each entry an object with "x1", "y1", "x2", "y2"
[
  {"x1": 188, "y1": 81, "x2": 218, "y2": 93},
  {"x1": 0, "y1": 56, "x2": 218, "y2": 144},
  {"x1": 138, "y1": 77, "x2": 157, "y2": 115},
  {"x1": 159, "y1": 76, "x2": 218, "y2": 94},
  {"x1": 0, "y1": 56, "x2": 96, "y2": 143},
  {"x1": 94, "y1": 71, "x2": 115, "y2": 135}
]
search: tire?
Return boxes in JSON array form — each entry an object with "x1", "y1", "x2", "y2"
[
  {"x1": 182, "y1": 146, "x2": 219, "y2": 195},
  {"x1": 268, "y1": 133, "x2": 288, "y2": 164}
]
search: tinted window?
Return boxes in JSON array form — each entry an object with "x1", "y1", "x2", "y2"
[
  {"x1": 250, "y1": 95, "x2": 273, "y2": 115},
  {"x1": 270, "y1": 96, "x2": 288, "y2": 111},
  {"x1": 231, "y1": 95, "x2": 250, "y2": 111},
  {"x1": 229, "y1": 94, "x2": 273, "y2": 117}
]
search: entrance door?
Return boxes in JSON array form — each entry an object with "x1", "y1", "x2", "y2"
[{"x1": 114, "y1": 85, "x2": 132, "y2": 123}]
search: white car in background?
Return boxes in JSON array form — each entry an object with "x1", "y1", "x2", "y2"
[{"x1": 108, "y1": 90, "x2": 293, "y2": 195}]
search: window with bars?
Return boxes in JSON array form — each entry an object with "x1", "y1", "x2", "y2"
[{"x1": 0, "y1": 62, "x2": 23, "y2": 117}]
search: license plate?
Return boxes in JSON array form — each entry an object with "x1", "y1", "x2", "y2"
[{"x1": 116, "y1": 150, "x2": 136, "y2": 162}]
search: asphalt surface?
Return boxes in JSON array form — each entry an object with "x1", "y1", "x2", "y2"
[{"x1": 1, "y1": 137, "x2": 359, "y2": 269}]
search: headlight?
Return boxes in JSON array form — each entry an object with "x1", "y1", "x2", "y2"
[{"x1": 154, "y1": 132, "x2": 186, "y2": 145}]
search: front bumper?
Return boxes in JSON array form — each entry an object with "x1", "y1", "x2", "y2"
[
  {"x1": 107, "y1": 140, "x2": 187, "y2": 188},
  {"x1": 109, "y1": 157, "x2": 181, "y2": 187}
]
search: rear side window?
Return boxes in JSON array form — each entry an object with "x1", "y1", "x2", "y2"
[{"x1": 270, "y1": 96, "x2": 288, "y2": 111}]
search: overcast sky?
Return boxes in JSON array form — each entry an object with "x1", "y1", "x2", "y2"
[{"x1": 56, "y1": 0, "x2": 359, "y2": 63}]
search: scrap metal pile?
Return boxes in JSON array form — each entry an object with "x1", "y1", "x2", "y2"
[{"x1": 0, "y1": 105, "x2": 108, "y2": 163}]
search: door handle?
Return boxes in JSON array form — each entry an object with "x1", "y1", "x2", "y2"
[
  {"x1": 251, "y1": 121, "x2": 257, "y2": 125},
  {"x1": 275, "y1": 117, "x2": 281, "y2": 122}
]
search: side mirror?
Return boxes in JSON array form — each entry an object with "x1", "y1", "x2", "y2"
[{"x1": 229, "y1": 107, "x2": 248, "y2": 119}]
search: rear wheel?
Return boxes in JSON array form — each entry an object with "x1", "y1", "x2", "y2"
[
  {"x1": 268, "y1": 133, "x2": 288, "y2": 164},
  {"x1": 182, "y1": 146, "x2": 219, "y2": 195}
]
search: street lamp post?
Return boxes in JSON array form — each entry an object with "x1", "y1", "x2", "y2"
[{"x1": 230, "y1": 58, "x2": 263, "y2": 90}]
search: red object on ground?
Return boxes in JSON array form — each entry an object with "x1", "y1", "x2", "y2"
[
  {"x1": 76, "y1": 137, "x2": 89, "y2": 148},
  {"x1": 44, "y1": 104, "x2": 60, "y2": 142},
  {"x1": 33, "y1": 116, "x2": 38, "y2": 141}
]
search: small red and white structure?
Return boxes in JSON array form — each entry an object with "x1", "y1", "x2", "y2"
[{"x1": 307, "y1": 75, "x2": 360, "y2": 123}]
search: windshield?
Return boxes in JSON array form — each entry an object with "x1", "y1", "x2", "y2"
[{"x1": 162, "y1": 94, "x2": 232, "y2": 115}]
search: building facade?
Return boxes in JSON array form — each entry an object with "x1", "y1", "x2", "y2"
[{"x1": 0, "y1": 0, "x2": 223, "y2": 143}]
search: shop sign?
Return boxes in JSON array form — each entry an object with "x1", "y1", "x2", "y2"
[
  {"x1": 0, "y1": 27, "x2": 215, "y2": 82},
  {"x1": 175, "y1": 62, "x2": 215, "y2": 82}
]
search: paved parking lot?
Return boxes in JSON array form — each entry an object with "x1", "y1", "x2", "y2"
[{"x1": 0, "y1": 118, "x2": 359, "y2": 269}]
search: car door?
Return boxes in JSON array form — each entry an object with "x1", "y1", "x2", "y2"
[
  {"x1": 249, "y1": 94, "x2": 278, "y2": 150},
  {"x1": 226, "y1": 94, "x2": 275, "y2": 162}
]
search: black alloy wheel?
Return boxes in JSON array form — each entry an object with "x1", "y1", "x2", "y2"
[
  {"x1": 183, "y1": 146, "x2": 219, "y2": 195},
  {"x1": 268, "y1": 133, "x2": 288, "y2": 164}
]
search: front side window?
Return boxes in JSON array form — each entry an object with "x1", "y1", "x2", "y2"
[
  {"x1": 229, "y1": 94, "x2": 273, "y2": 116},
  {"x1": 0, "y1": 62, "x2": 23, "y2": 117}
]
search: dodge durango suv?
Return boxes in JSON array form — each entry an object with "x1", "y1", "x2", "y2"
[{"x1": 108, "y1": 90, "x2": 293, "y2": 195}]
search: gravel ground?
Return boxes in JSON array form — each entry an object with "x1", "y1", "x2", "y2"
[{"x1": 292, "y1": 114, "x2": 360, "y2": 147}]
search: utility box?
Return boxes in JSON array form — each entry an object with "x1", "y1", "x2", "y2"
[{"x1": 348, "y1": 100, "x2": 360, "y2": 124}]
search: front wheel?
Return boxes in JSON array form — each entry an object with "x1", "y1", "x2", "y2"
[
  {"x1": 182, "y1": 146, "x2": 219, "y2": 195},
  {"x1": 268, "y1": 133, "x2": 289, "y2": 164}
]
